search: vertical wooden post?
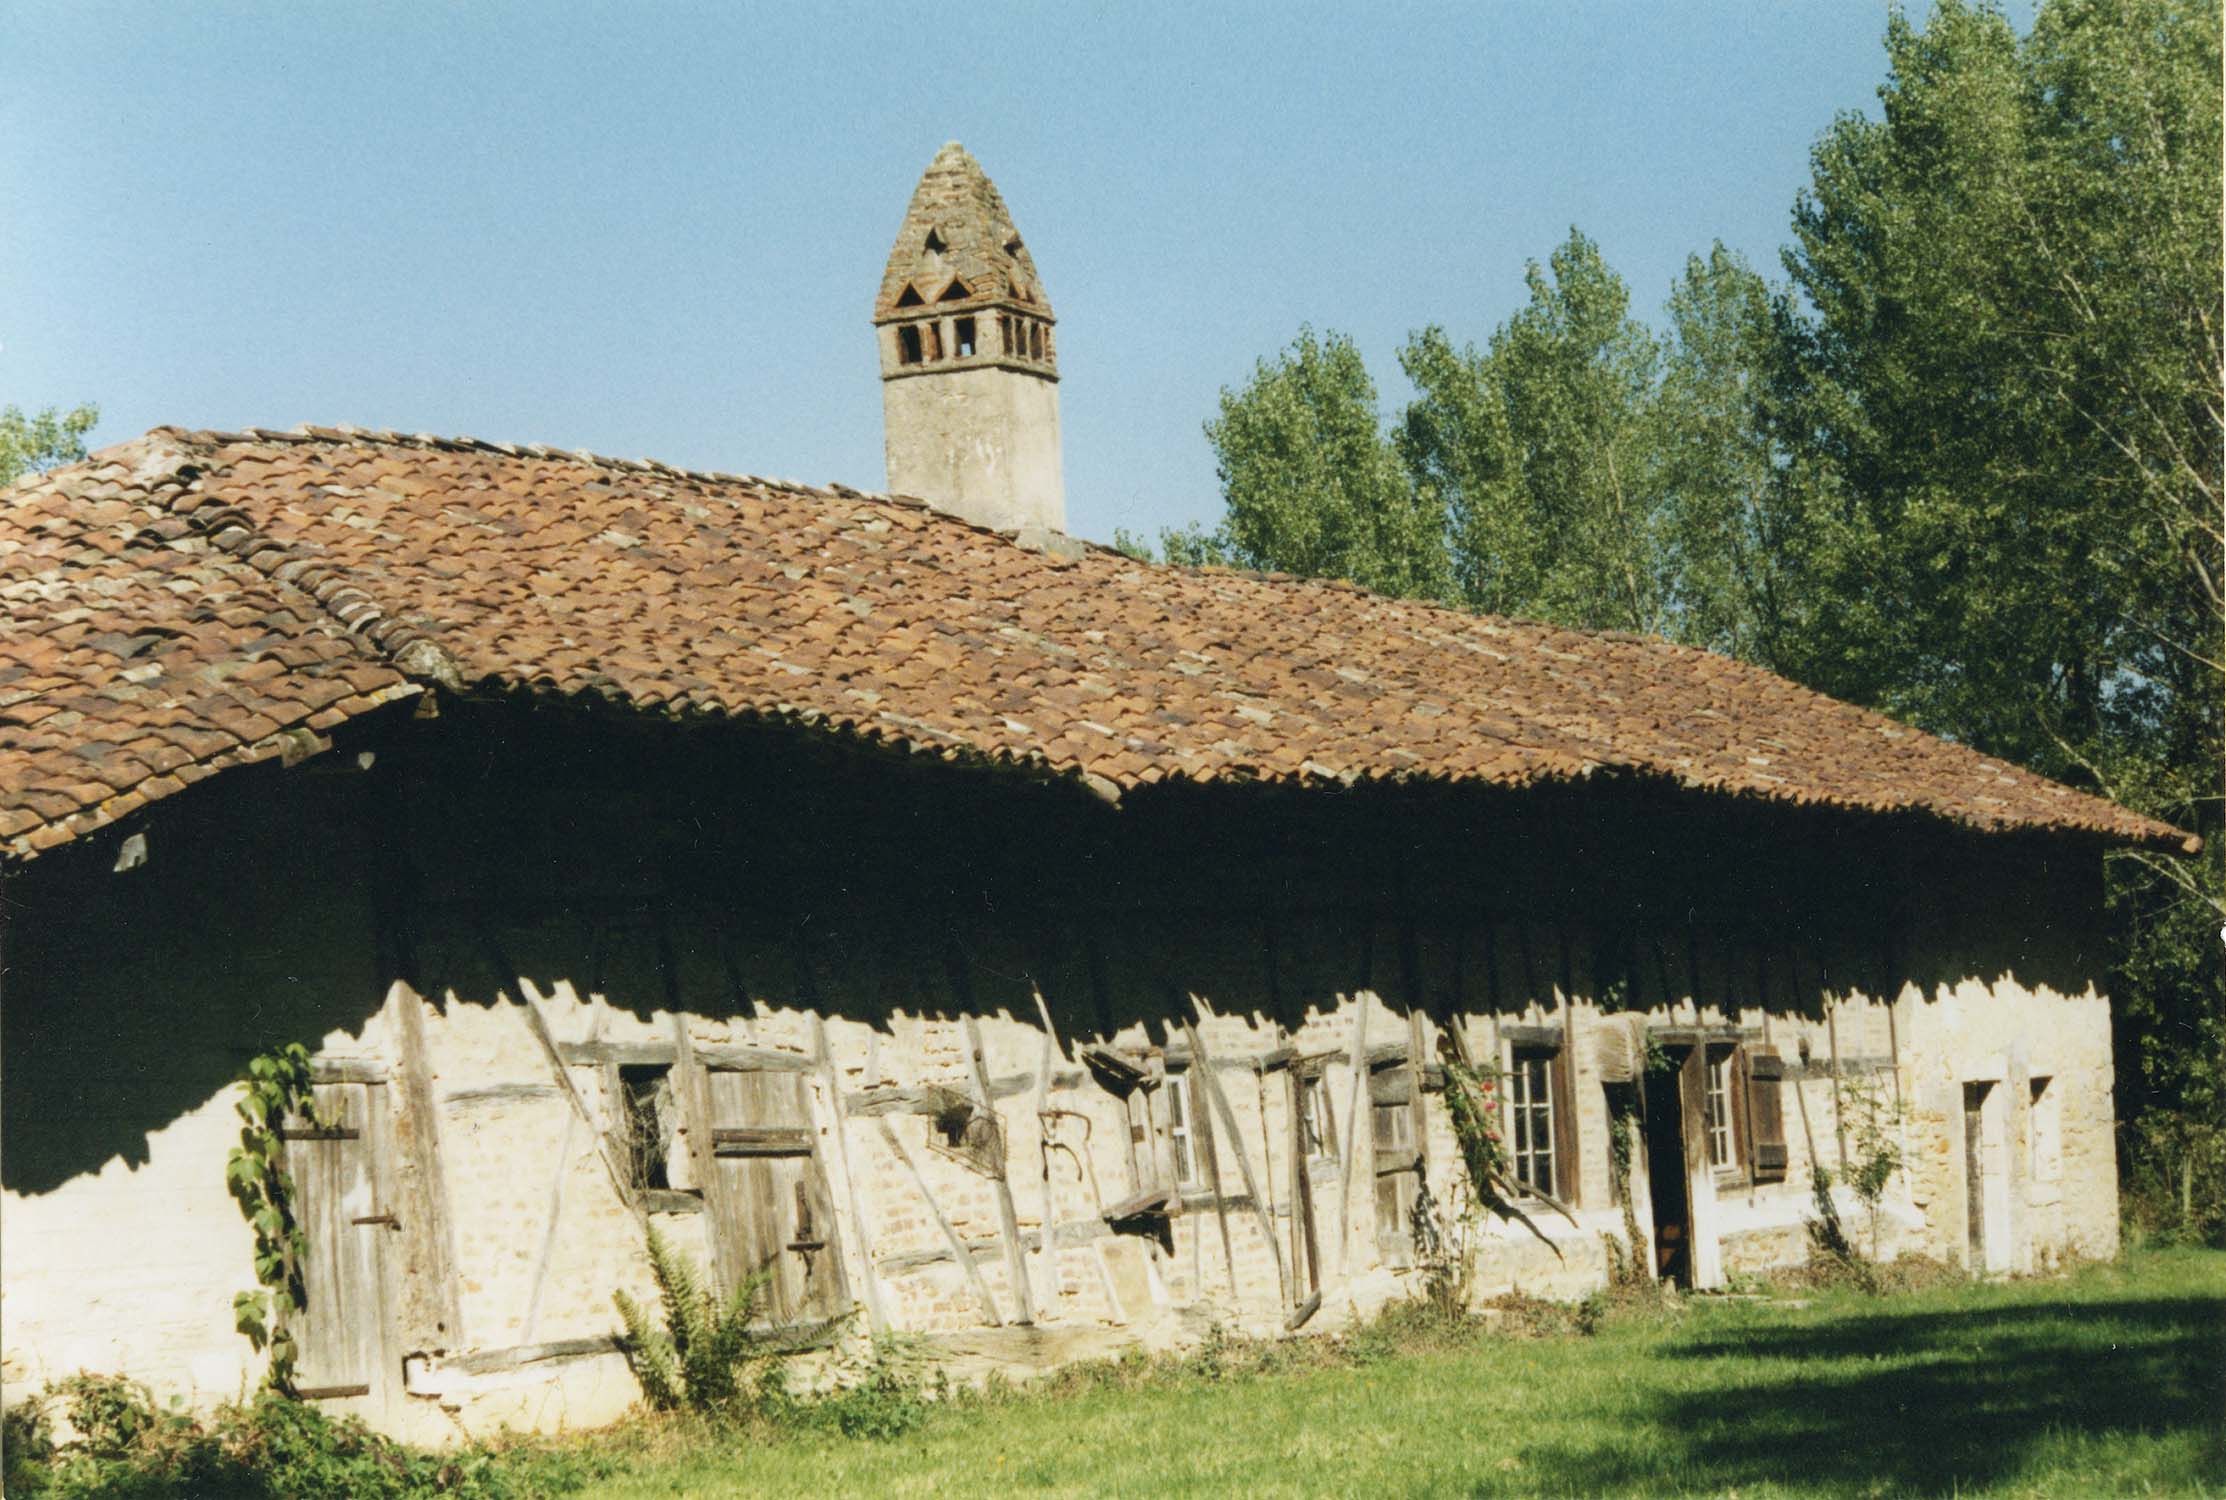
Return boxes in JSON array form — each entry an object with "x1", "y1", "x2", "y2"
[
  {"x1": 1028, "y1": 987, "x2": 1063, "y2": 1320},
  {"x1": 963, "y1": 1015, "x2": 1035, "y2": 1325},
  {"x1": 381, "y1": 980, "x2": 463, "y2": 1349},
  {"x1": 812, "y1": 1015, "x2": 888, "y2": 1336},
  {"x1": 1336, "y1": 991, "x2": 1373, "y2": 1280}
]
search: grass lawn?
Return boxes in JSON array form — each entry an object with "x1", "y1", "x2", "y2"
[{"x1": 562, "y1": 1249, "x2": 2225, "y2": 1499}]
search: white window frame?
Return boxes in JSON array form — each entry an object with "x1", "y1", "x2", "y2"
[
  {"x1": 1704, "y1": 1050, "x2": 1737, "y2": 1169},
  {"x1": 1166, "y1": 1071, "x2": 1199, "y2": 1187},
  {"x1": 1504, "y1": 1047, "x2": 1557, "y2": 1199}
]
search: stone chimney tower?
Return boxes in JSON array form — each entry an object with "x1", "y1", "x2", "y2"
[{"x1": 875, "y1": 143, "x2": 1064, "y2": 534}]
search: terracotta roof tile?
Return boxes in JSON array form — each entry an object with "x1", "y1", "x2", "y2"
[{"x1": 0, "y1": 426, "x2": 2195, "y2": 861}]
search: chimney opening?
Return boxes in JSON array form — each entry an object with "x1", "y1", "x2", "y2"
[
  {"x1": 955, "y1": 317, "x2": 977, "y2": 357},
  {"x1": 897, "y1": 325, "x2": 923, "y2": 365}
]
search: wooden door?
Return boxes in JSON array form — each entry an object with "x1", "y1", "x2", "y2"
[
  {"x1": 705, "y1": 1067, "x2": 847, "y2": 1329},
  {"x1": 281, "y1": 1081, "x2": 397, "y2": 1401}
]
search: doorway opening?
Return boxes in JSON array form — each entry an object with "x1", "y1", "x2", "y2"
[{"x1": 1644, "y1": 1059, "x2": 1691, "y2": 1286}]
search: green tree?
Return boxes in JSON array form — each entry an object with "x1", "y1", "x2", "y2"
[
  {"x1": 1190, "y1": 328, "x2": 1450, "y2": 597},
  {"x1": 0, "y1": 404, "x2": 98, "y2": 487},
  {"x1": 1654, "y1": 245, "x2": 1802, "y2": 662},
  {"x1": 1402, "y1": 230, "x2": 1672, "y2": 634},
  {"x1": 1775, "y1": 0, "x2": 2222, "y2": 1231}
]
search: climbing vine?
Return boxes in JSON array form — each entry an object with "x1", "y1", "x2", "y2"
[
  {"x1": 225, "y1": 1042, "x2": 323, "y2": 1394},
  {"x1": 1438, "y1": 1044, "x2": 1573, "y2": 1253}
]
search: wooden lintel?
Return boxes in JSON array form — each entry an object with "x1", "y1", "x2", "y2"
[
  {"x1": 309, "y1": 1056, "x2": 388, "y2": 1085},
  {"x1": 555, "y1": 1039, "x2": 675, "y2": 1067},
  {"x1": 846, "y1": 1069, "x2": 1082, "y2": 1117},
  {"x1": 444, "y1": 1335, "x2": 620, "y2": 1375}
]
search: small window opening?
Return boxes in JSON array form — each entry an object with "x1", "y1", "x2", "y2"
[
  {"x1": 1029, "y1": 322, "x2": 1044, "y2": 360},
  {"x1": 895, "y1": 283, "x2": 925, "y2": 308},
  {"x1": 928, "y1": 1088, "x2": 1004, "y2": 1177},
  {"x1": 897, "y1": 325, "x2": 922, "y2": 365},
  {"x1": 925, "y1": 321, "x2": 944, "y2": 360},
  {"x1": 924, "y1": 227, "x2": 946, "y2": 254},
  {"x1": 1704, "y1": 1051, "x2": 1737, "y2": 1169},
  {"x1": 2029, "y1": 1076, "x2": 2058, "y2": 1181},
  {"x1": 954, "y1": 316, "x2": 976, "y2": 357},
  {"x1": 1507, "y1": 1048, "x2": 1557, "y2": 1197},
  {"x1": 1003, "y1": 234, "x2": 1023, "y2": 255},
  {"x1": 1167, "y1": 1072, "x2": 1198, "y2": 1187},
  {"x1": 618, "y1": 1064, "x2": 675, "y2": 1191},
  {"x1": 1299, "y1": 1072, "x2": 1337, "y2": 1160},
  {"x1": 938, "y1": 279, "x2": 970, "y2": 303}
]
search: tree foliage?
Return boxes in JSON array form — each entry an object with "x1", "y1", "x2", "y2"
[
  {"x1": 1187, "y1": 328, "x2": 1452, "y2": 599},
  {"x1": 1183, "y1": 0, "x2": 2221, "y2": 1237},
  {"x1": 0, "y1": 404, "x2": 97, "y2": 488}
]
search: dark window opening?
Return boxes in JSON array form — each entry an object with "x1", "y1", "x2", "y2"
[
  {"x1": 897, "y1": 325, "x2": 922, "y2": 365},
  {"x1": 925, "y1": 321, "x2": 944, "y2": 360},
  {"x1": 924, "y1": 227, "x2": 946, "y2": 254},
  {"x1": 618, "y1": 1064, "x2": 675, "y2": 1191},
  {"x1": 1299, "y1": 1071, "x2": 1337, "y2": 1160},
  {"x1": 938, "y1": 279, "x2": 970, "y2": 303},
  {"x1": 1029, "y1": 322, "x2": 1044, "y2": 360},
  {"x1": 954, "y1": 316, "x2": 976, "y2": 357},
  {"x1": 1003, "y1": 234, "x2": 1024, "y2": 254},
  {"x1": 895, "y1": 283, "x2": 925, "y2": 308}
]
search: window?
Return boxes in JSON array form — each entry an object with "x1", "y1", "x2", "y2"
[
  {"x1": 894, "y1": 283, "x2": 925, "y2": 308},
  {"x1": 1704, "y1": 1051, "x2": 1737, "y2": 1169},
  {"x1": 938, "y1": 278, "x2": 971, "y2": 302},
  {"x1": 1299, "y1": 1071, "x2": 1337, "y2": 1160},
  {"x1": 924, "y1": 227, "x2": 946, "y2": 254},
  {"x1": 1029, "y1": 321, "x2": 1044, "y2": 360},
  {"x1": 897, "y1": 325, "x2": 922, "y2": 365},
  {"x1": 617, "y1": 1064, "x2": 676, "y2": 1190},
  {"x1": 2029, "y1": 1076, "x2": 2058, "y2": 1181},
  {"x1": 954, "y1": 316, "x2": 977, "y2": 357},
  {"x1": 925, "y1": 321, "x2": 944, "y2": 360},
  {"x1": 1507, "y1": 1049, "x2": 1557, "y2": 1197},
  {"x1": 1166, "y1": 1072, "x2": 1199, "y2": 1187}
]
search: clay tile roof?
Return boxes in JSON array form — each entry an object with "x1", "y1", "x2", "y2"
[
  {"x1": 873, "y1": 143, "x2": 1053, "y2": 322},
  {"x1": 0, "y1": 426, "x2": 2195, "y2": 861}
]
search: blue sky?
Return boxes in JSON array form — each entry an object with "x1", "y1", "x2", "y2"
[{"x1": 4, "y1": 2, "x2": 2029, "y2": 545}]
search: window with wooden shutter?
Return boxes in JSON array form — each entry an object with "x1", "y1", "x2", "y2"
[
  {"x1": 1745, "y1": 1046, "x2": 1790, "y2": 1183},
  {"x1": 1369, "y1": 1059, "x2": 1421, "y2": 1248}
]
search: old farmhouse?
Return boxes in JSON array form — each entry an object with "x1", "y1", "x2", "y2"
[{"x1": 0, "y1": 145, "x2": 2194, "y2": 1443}]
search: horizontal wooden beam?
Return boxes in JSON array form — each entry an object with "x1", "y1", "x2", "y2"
[
  {"x1": 310, "y1": 1056, "x2": 388, "y2": 1084},
  {"x1": 712, "y1": 1125, "x2": 814, "y2": 1157}
]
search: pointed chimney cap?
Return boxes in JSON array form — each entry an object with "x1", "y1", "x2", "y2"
[{"x1": 874, "y1": 142, "x2": 1053, "y2": 323}]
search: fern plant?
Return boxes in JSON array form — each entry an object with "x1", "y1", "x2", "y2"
[{"x1": 613, "y1": 1225, "x2": 772, "y2": 1415}]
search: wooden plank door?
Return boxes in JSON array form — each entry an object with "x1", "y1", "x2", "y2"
[
  {"x1": 704, "y1": 1067, "x2": 848, "y2": 1329},
  {"x1": 281, "y1": 1081, "x2": 397, "y2": 1401}
]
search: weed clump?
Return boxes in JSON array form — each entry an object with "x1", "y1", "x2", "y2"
[{"x1": 0, "y1": 1373, "x2": 600, "y2": 1499}]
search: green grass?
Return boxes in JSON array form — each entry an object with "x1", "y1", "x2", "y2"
[{"x1": 562, "y1": 1249, "x2": 2226, "y2": 1499}]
